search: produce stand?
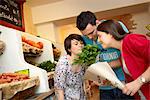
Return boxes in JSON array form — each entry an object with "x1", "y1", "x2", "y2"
[
  {"x1": 22, "y1": 42, "x2": 43, "y2": 57},
  {"x1": 0, "y1": 76, "x2": 39, "y2": 99},
  {"x1": 26, "y1": 72, "x2": 55, "y2": 100},
  {"x1": 0, "y1": 25, "x2": 54, "y2": 97}
]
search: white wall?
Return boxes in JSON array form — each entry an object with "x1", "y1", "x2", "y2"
[
  {"x1": 36, "y1": 22, "x2": 56, "y2": 42},
  {"x1": 30, "y1": 1, "x2": 150, "y2": 55},
  {"x1": 31, "y1": 0, "x2": 150, "y2": 24}
]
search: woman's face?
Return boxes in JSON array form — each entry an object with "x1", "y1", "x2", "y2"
[
  {"x1": 69, "y1": 39, "x2": 84, "y2": 55},
  {"x1": 97, "y1": 31, "x2": 112, "y2": 48}
]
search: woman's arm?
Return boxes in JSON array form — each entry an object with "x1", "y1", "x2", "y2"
[
  {"x1": 139, "y1": 66, "x2": 150, "y2": 84},
  {"x1": 55, "y1": 89, "x2": 64, "y2": 100},
  {"x1": 122, "y1": 66, "x2": 150, "y2": 96}
]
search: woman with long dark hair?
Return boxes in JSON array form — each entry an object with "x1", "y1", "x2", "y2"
[{"x1": 97, "y1": 20, "x2": 150, "y2": 100}]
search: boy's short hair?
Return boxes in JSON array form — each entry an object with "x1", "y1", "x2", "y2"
[{"x1": 76, "y1": 11, "x2": 97, "y2": 30}]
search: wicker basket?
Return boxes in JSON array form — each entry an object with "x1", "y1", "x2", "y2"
[
  {"x1": 0, "y1": 76, "x2": 39, "y2": 100},
  {"x1": 10, "y1": 86, "x2": 36, "y2": 100}
]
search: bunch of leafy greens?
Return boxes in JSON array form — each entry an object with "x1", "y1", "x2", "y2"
[
  {"x1": 73, "y1": 45, "x2": 100, "y2": 68},
  {"x1": 37, "y1": 60, "x2": 56, "y2": 72}
]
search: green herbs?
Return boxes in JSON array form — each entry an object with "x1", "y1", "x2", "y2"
[
  {"x1": 37, "y1": 60, "x2": 56, "y2": 72},
  {"x1": 73, "y1": 45, "x2": 100, "y2": 67}
]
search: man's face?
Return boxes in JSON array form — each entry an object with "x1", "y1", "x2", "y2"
[{"x1": 81, "y1": 23, "x2": 97, "y2": 40}]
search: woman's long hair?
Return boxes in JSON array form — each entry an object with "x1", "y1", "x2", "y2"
[{"x1": 97, "y1": 20, "x2": 130, "y2": 40}]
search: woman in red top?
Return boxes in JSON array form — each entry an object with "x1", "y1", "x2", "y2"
[{"x1": 97, "y1": 20, "x2": 150, "y2": 100}]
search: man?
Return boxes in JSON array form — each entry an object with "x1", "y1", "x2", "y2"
[{"x1": 76, "y1": 11, "x2": 134, "y2": 100}]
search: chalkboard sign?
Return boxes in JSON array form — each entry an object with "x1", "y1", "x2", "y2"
[{"x1": 0, "y1": 0, "x2": 25, "y2": 31}]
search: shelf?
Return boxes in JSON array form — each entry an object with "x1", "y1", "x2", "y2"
[
  {"x1": 0, "y1": 25, "x2": 54, "y2": 94},
  {"x1": 0, "y1": 76, "x2": 39, "y2": 99},
  {"x1": 27, "y1": 88, "x2": 55, "y2": 100}
]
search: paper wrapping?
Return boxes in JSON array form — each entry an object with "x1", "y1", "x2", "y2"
[
  {"x1": 84, "y1": 62, "x2": 124, "y2": 89},
  {"x1": 0, "y1": 76, "x2": 39, "y2": 99}
]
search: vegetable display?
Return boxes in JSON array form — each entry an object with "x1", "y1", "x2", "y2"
[{"x1": 37, "y1": 60, "x2": 56, "y2": 72}]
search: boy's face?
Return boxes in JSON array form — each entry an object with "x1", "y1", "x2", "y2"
[{"x1": 81, "y1": 24, "x2": 97, "y2": 40}]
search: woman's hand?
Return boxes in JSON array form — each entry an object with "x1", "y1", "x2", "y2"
[
  {"x1": 122, "y1": 78, "x2": 143, "y2": 96},
  {"x1": 55, "y1": 88, "x2": 64, "y2": 100}
]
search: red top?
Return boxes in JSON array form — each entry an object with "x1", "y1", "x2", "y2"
[{"x1": 122, "y1": 34, "x2": 150, "y2": 100}]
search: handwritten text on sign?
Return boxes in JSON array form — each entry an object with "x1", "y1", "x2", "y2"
[{"x1": 0, "y1": 0, "x2": 23, "y2": 28}]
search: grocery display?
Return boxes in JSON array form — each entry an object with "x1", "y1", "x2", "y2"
[
  {"x1": 37, "y1": 60, "x2": 56, "y2": 72},
  {"x1": 0, "y1": 25, "x2": 54, "y2": 99},
  {"x1": 0, "y1": 76, "x2": 39, "y2": 99},
  {"x1": 22, "y1": 42, "x2": 43, "y2": 57},
  {"x1": 0, "y1": 73, "x2": 29, "y2": 84},
  {"x1": 22, "y1": 36, "x2": 44, "y2": 49}
]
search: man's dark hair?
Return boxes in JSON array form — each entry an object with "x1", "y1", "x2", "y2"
[
  {"x1": 64, "y1": 34, "x2": 85, "y2": 55},
  {"x1": 76, "y1": 11, "x2": 97, "y2": 30}
]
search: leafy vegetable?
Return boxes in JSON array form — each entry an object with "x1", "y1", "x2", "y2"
[
  {"x1": 37, "y1": 60, "x2": 56, "y2": 72},
  {"x1": 73, "y1": 45, "x2": 100, "y2": 67}
]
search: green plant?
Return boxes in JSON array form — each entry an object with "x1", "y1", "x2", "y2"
[
  {"x1": 73, "y1": 45, "x2": 100, "y2": 68},
  {"x1": 37, "y1": 60, "x2": 56, "y2": 72}
]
